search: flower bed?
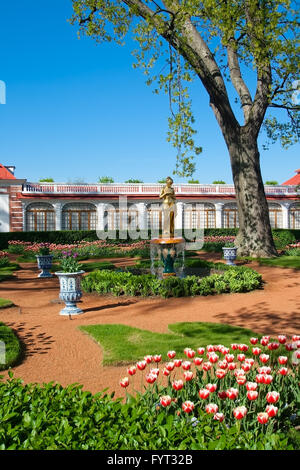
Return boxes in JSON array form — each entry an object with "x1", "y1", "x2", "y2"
[{"x1": 119, "y1": 334, "x2": 300, "y2": 440}]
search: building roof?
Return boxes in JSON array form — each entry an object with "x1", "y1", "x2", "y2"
[
  {"x1": 0, "y1": 163, "x2": 16, "y2": 180},
  {"x1": 282, "y1": 169, "x2": 300, "y2": 186}
]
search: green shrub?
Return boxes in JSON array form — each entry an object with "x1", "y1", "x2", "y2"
[
  {"x1": 0, "y1": 324, "x2": 21, "y2": 371},
  {"x1": 285, "y1": 248, "x2": 300, "y2": 257},
  {"x1": 272, "y1": 230, "x2": 296, "y2": 249}
]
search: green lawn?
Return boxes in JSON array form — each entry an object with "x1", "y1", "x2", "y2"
[
  {"x1": 0, "y1": 264, "x2": 21, "y2": 282},
  {"x1": 0, "y1": 298, "x2": 14, "y2": 309},
  {"x1": 0, "y1": 322, "x2": 21, "y2": 371},
  {"x1": 79, "y1": 322, "x2": 260, "y2": 366},
  {"x1": 259, "y1": 256, "x2": 300, "y2": 269}
]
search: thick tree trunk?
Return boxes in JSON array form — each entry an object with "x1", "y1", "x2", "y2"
[{"x1": 225, "y1": 126, "x2": 278, "y2": 258}]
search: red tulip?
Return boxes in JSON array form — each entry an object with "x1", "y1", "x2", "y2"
[
  {"x1": 172, "y1": 380, "x2": 184, "y2": 391},
  {"x1": 213, "y1": 412, "x2": 225, "y2": 422},
  {"x1": 252, "y1": 347, "x2": 261, "y2": 356},
  {"x1": 227, "y1": 362, "x2": 237, "y2": 371},
  {"x1": 208, "y1": 353, "x2": 219, "y2": 364},
  {"x1": 237, "y1": 354, "x2": 246, "y2": 362},
  {"x1": 278, "y1": 356, "x2": 288, "y2": 365},
  {"x1": 263, "y1": 374, "x2": 273, "y2": 385},
  {"x1": 233, "y1": 406, "x2": 247, "y2": 420},
  {"x1": 250, "y1": 337, "x2": 258, "y2": 345},
  {"x1": 194, "y1": 357, "x2": 203, "y2": 366},
  {"x1": 144, "y1": 355, "x2": 152, "y2": 364},
  {"x1": 236, "y1": 375, "x2": 246, "y2": 385},
  {"x1": 221, "y1": 346, "x2": 230, "y2": 355},
  {"x1": 257, "y1": 412, "x2": 269, "y2": 424},
  {"x1": 174, "y1": 359, "x2": 182, "y2": 367},
  {"x1": 285, "y1": 343, "x2": 295, "y2": 351},
  {"x1": 231, "y1": 343, "x2": 238, "y2": 351},
  {"x1": 153, "y1": 354, "x2": 162, "y2": 363},
  {"x1": 258, "y1": 366, "x2": 272, "y2": 375},
  {"x1": 182, "y1": 400, "x2": 194, "y2": 413},
  {"x1": 199, "y1": 388, "x2": 210, "y2": 399},
  {"x1": 266, "y1": 405, "x2": 278, "y2": 417},
  {"x1": 234, "y1": 368, "x2": 245, "y2": 377},
  {"x1": 162, "y1": 368, "x2": 170, "y2": 376},
  {"x1": 266, "y1": 391, "x2": 280, "y2": 404},
  {"x1": 184, "y1": 347, "x2": 192, "y2": 356},
  {"x1": 260, "y1": 336, "x2": 270, "y2": 346},
  {"x1": 167, "y1": 350, "x2": 176, "y2": 359},
  {"x1": 150, "y1": 368, "x2": 159, "y2": 377},
  {"x1": 245, "y1": 358, "x2": 254, "y2": 366},
  {"x1": 202, "y1": 362, "x2": 212, "y2": 371},
  {"x1": 206, "y1": 383, "x2": 217, "y2": 393},
  {"x1": 127, "y1": 366, "x2": 137, "y2": 376},
  {"x1": 246, "y1": 381, "x2": 258, "y2": 391},
  {"x1": 183, "y1": 371, "x2": 194, "y2": 381},
  {"x1": 182, "y1": 361, "x2": 191, "y2": 370},
  {"x1": 247, "y1": 390, "x2": 258, "y2": 401},
  {"x1": 292, "y1": 335, "x2": 300, "y2": 342},
  {"x1": 146, "y1": 373, "x2": 157, "y2": 384},
  {"x1": 226, "y1": 388, "x2": 239, "y2": 400},
  {"x1": 218, "y1": 360, "x2": 228, "y2": 370},
  {"x1": 206, "y1": 345, "x2": 214, "y2": 352},
  {"x1": 238, "y1": 344, "x2": 249, "y2": 352},
  {"x1": 241, "y1": 362, "x2": 251, "y2": 372},
  {"x1": 166, "y1": 362, "x2": 175, "y2": 371},
  {"x1": 256, "y1": 374, "x2": 265, "y2": 384},
  {"x1": 197, "y1": 347, "x2": 205, "y2": 355},
  {"x1": 187, "y1": 349, "x2": 195, "y2": 359},
  {"x1": 259, "y1": 354, "x2": 270, "y2": 363},
  {"x1": 160, "y1": 395, "x2": 172, "y2": 407},
  {"x1": 216, "y1": 369, "x2": 227, "y2": 379},
  {"x1": 120, "y1": 377, "x2": 129, "y2": 388},
  {"x1": 205, "y1": 403, "x2": 218, "y2": 414},
  {"x1": 278, "y1": 367, "x2": 288, "y2": 376},
  {"x1": 225, "y1": 354, "x2": 235, "y2": 363},
  {"x1": 278, "y1": 335, "x2": 287, "y2": 344},
  {"x1": 267, "y1": 342, "x2": 279, "y2": 351},
  {"x1": 218, "y1": 390, "x2": 227, "y2": 400},
  {"x1": 137, "y1": 360, "x2": 147, "y2": 371}
]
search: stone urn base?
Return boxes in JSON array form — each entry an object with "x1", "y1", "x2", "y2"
[
  {"x1": 36, "y1": 255, "x2": 53, "y2": 278},
  {"x1": 55, "y1": 271, "x2": 85, "y2": 316}
]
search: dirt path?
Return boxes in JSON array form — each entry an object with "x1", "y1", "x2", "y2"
[{"x1": 0, "y1": 257, "x2": 299, "y2": 396}]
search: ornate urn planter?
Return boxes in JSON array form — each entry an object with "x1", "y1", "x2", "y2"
[
  {"x1": 55, "y1": 270, "x2": 85, "y2": 316},
  {"x1": 222, "y1": 247, "x2": 238, "y2": 266},
  {"x1": 36, "y1": 255, "x2": 53, "y2": 278}
]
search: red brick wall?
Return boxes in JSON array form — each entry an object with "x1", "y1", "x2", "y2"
[{"x1": 8, "y1": 185, "x2": 23, "y2": 232}]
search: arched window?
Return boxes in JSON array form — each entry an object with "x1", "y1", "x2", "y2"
[
  {"x1": 223, "y1": 203, "x2": 239, "y2": 228},
  {"x1": 106, "y1": 205, "x2": 139, "y2": 231},
  {"x1": 62, "y1": 203, "x2": 97, "y2": 231},
  {"x1": 147, "y1": 205, "x2": 162, "y2": 231},
  {"x1": 184, "y1": 203, "x2": 216, "y2": 229},
  {"x1": 268, "y1": 203, "x2": 283, "y2": 228},
  {"x1": 26, "y1": 203, "x2": 55, "y2": 232},
  {"x1": 289, "y1": 204, "x2": 300, "y2": 229}
]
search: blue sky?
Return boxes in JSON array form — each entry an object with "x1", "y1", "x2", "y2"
[{"x1": 0, "y1": 0, "x2": 299, "y2": 184}]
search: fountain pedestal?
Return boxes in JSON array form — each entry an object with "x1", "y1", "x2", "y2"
[{"x1": 150, "y1": 237, "x2": 185, "y2": 278}]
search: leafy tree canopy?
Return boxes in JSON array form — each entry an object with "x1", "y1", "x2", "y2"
[{"x1": 98, "y1": 176, "x2": 115, "y2": 183}]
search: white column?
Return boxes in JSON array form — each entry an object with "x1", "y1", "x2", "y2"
[
  {"x1": 280, "y1": 203, "x2": 290, "y2": 229},
  {"x1": 53, "y1": 202, "x2": 63, "y2": 231},
  {"x1": 215, "y1": 203, "x2": 224, "y2": 228},
  {"x1": 96, "y1": 202, "x2": 106, "y2": 231},
  {"x1": 22, "y1": 201, "x2": 27, "y2": 232},
  {"x1": 137, "y1": 202, "x2": 148, "y2": 231},
  {"x1": 175, "y1": 201, "x2": 184, "y2": 232}
]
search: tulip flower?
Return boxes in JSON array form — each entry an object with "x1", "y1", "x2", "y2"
[
  {"x1": 137, "y1": 360, "x2": 147, "y2": 371},
  {"x1": 166, "y1": 362, "x2": 175, "y2": 371},
  {"x1": 262, "y1": 374, "x2": 273, "y2": 385},
  {"x1": 246, "y1": 382, "x2": 258, "y2": 391},
  {"x1": 208, "y1": 353, "x2": 219, "y2": 364},
  {"x1": 231, "y1": 344, "x2": 238, "y2": 350},
  {"x1": 266, "y1": 405, "x2": 278, "y2": 417},
  {"x1": 237, "y1": 353, "x2": 246, "y2": 362},
  {"x1": 245, "y1": 358, "x2": 255, "y2": 366},
  {"x1": 247, "y1": 390, "x2": 259, "y2": 401},
  {"x1": 226, "y1": 388, "x2": 239, "y2": 400},
  {"x1": 197, "y1": 347, "x2": 205, "y2": 355},
  {"x1": 238, "y1": 344, "x2": 249, "y2": 352},
  {"x1": 205, "y1": 403, "x2": 219, "y2": 414},
  {"x1": 182, "y1": 401, "x2": 194, "y2": 413},
  {"x1": 241, "y1": 362, "x2": 251, "y2": 372},
  {"x1": 160, "y1": 395, "x2": 172, "y2": 407},
  {"x1": 285, "y1": 343, "x2": 295, "y2": 351},
  {"x1": 221, "y1": 347, "x2": 230, "y2": 355},
  {"x1": 218, "y1": 390, "x2": 227, "y2": 400},
  {"x1": 233, "y1": 406, "x2": 247, "y2": 420},
  {"x1": 252, "y1": 347, "x2": 261, "y2": 356},
  {"x1": 127, "y1": 366, "x2": 137, "y2": 376},
  {"x1": 258, "y1": 366, "x2": 271, "y2": 375},
  {"x1": 256, "y1": 374, "x2": 265, "y2": 384},
  {"x1": 234, "y1": 368, "x2": 245, "y2": 377},
  {"x1": 202, "y1": 362, "x2": 212, "y2": 372},
  {"x1": 174, "y1": 359, "x2": 182, "y2": 367},
  {"x1": 183, "y1": 371, "x2": 194, "y2": 381},
  {"x1": 145, "y1": 373, "x2": 157, "y2": 384},
  {"x1": 144, "y1": 355, "x2": 152, "y2": 364},
  {"x1": 236, "y1": 375, "x2": 246, "y2": 385},
  {"x1": 206, "y1": 383, "x2": 217, "y2": 393},
  {"x1": 153, "y1": 354, "x2": 162, "y2": 363},
  {"x1": 225, "y1": 354, "x2": 235, "y2": 363},
  {"x1": 182, "y1": 361, "x2": 191, "y2": 370},
  {"x1": 167, "y1": 350, "x2": 176, "y2": 359},
  {"x1": 218, "y1": 360, "x2": 228, "y2": 370},
  {"x1": 213, "y1": 412, "x2": 225, "y2": 422},
  {"x1": 184, "y1": 347, "x2": 192, "y2": 356},
  {"x1": 278, "y1": 356, "x2": 288, "y2": 365},
  {"x1": 199, "y1": 389, "x2": 210, "y2": 400},
  {"x1": 278, "y1": 335, "x2": 287, "y2": 344},
  {"x1": 194, "y1": 357, "x2": 203, "y2": 366},
  {"x1": 162, "y1": 368, "x2": 170, "y2": 376},
  {"x1": 278, "y1": 367, "x2": 288, "y2": 376},
  {"x1": 267, "y1": 342, "x2": 279, "y2": 351},
  {"x1": 259, "y1": 354, "x2": 270, "y2": 363},
  {"x1": 266, "y1": 391, "x2": 280, "y2": 404},
  {"x1": 216, "y1": 369, "x2": 227, "y2": 379},
  {"x1": 187, "y1": 349, "x2": 195, "y2": 359},
  {"x1": 207, "y1": 345, "x2": 214, "y2": 352},
  {"x1": 257, "y1": 412, "x2": 269, "y2": 424},
  {"x1": 120, "y1": 377, "x2": 129, "y2": 388},
  {"x1": 292, "y1": 335, "x2": 300, "y2": 342},
  {"x1": 172, "y1": 380, "x2": 184, "y2": 391},
  {"x1": 227, "y1": 362, "x2": 237, "y2": 371},
  {"x1": 250, "y1": 337, "x2": 258, "y2": 345},
  {"x1": 150, "y1": 368, "x2": 159, "y2": 377}
]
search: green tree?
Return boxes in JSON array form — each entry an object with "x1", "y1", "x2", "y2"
[
  {"x1": 39, "y1": 178, "x2": 54, "y2": 182},
  {"x1": 187, "y1": 178, "x2": 199, "y2": 184},
  {"x1": 125, "y1": 178, "x2": 144, "y2": 183},
  {"x1": 265, "y1": 180, "x2": 279, "y2": 185},
  {"x1": 71, "y1": 1, "x2": 299, "y2": 257},
  {"x1": 98, "y1": 176, "x2": 115, "y2": 183},
  {"x1": 212, "y1": 180, "x2": 226, "y2": 184}
]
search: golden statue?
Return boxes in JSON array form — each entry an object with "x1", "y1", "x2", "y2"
[{"x1": 159, "y1": 176, "x2": 177, "y2": 238}]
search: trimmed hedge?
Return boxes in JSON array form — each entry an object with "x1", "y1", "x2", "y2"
[{"x1": 82, "y1": 267, "x2": 262, "y2": 298}]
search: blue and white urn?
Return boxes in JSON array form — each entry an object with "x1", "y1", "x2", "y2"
[
  {"x1": 222, "y1": 247, "x2": 238, "y2": 266},
  {"x1": 55, "y1": 271, "x2": 85, "y2": 316},
  {"x1": 36, "y1": 255, "x2": 53, "y2": 278}
]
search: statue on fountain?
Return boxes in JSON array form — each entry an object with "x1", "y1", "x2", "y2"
[{"x1": 159, "y1": 176, "x2": 176, "y2": 238}]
